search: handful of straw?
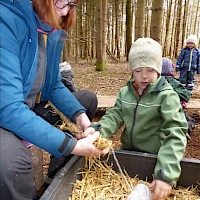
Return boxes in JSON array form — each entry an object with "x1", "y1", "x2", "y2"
[
  {"x1": 44, "y1": 101, "x2": 83, "y2": 135},
  {"x1": 45, "y1": 102, "x2": 113, "y2": 151}
]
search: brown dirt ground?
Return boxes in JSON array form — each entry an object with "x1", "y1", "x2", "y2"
[{"x1": 43, "y1": 60, "x2": 200, "y2": 176}]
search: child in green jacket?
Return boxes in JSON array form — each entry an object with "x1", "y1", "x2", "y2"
[
  {"x1": 162, "y1": 57, "x2": 195, "y2": 136},
  {"x1": 93, "y1": 38, "x2": 188, "y2": 200}
]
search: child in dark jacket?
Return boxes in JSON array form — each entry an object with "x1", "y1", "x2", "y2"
[
  {"x1": 176, "y1": 35, "x2": 200, "y2": 93},
  {"x1": 162, "y1": 58, "x2": 195, "y2": 135}
]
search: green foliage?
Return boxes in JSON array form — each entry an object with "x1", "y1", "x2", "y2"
[{"x1": 96, "y1": 61, "x2": 107, "y2": 71}]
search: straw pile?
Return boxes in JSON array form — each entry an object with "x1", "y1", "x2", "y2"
[{"x1": 70, "y1": 158, "x2": 200, "y2": 200}]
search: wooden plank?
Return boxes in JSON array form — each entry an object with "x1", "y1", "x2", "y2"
[
  {"x1": 187, "y1": 99, "x2": 200, "y2": 109},
  {"x1": 97, "y1": 95, "x2": 116, "y2": 108},
  {"x1": 97, "y1": 95, "x2": 200, "y2": 109}
]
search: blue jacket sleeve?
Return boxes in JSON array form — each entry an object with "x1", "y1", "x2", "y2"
[
  {"x1": 197, "y1": 49, "x2": 200, "y2": 74},
  {"x1": 176, "y1": 49, "x2": 185, "y2": 71}
]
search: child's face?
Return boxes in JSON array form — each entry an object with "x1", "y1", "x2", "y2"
[
  {"x1": 186, "y1": 42, "x2": 195, "y2": 49},
  {"x1": 132, "y1": 67, "x2": 158, "y2": 93}
]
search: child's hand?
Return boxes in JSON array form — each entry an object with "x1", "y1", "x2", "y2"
[
  {"x1": 181, "y1": 101, "x2": 187, "y2": 108},
  {"x1": 149, "y1": 180, "x2": 172, "y2": 200},
  {"x1": 174, "y1": 71, "x2": 179, "y2": 78},
  {"x1": 176, "y1": 65, "x2": 180, "y2": 72}
]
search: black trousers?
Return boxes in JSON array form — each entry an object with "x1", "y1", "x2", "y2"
[
  {"x1": 33, "y1": 90, "x2": 97, "y2": 123},
  {"x1": 179, "y1": 69, "x2": 195, "y2": 91},
  {"x1": 0, "y1": 129, "x2": 38, "y2": 200},
  {"x1": 72, "y1": 90, "x2": 97, "y2": 121}
]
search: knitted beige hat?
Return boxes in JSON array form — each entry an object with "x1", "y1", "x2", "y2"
[
  {"x1": 185, "y1": 35, "x2": 198, "y2": 45},
  {"x1": 128, "y1": 38, "x2": 162, "y2": 74}
]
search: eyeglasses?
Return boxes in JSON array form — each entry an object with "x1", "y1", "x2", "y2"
[{"x1": 55, "y1": 0, "x2": 77, "y2": 10}]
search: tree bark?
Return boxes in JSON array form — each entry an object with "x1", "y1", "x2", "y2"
[
  {"x1": 126, "y1": 0, "x2": 133, "y2": 60},
  {"x1": 96, "y1": 0, "x2": 107, "y2": 71},
  {"x1": 135, "y1": 0, "x2": 145, "y2": 40},
  {"x1": 150, "y1": 0, "x2": 164, "y2": 43},
  {"x1": 174, "y1": 0, "x2": 182, "y2": 58}
]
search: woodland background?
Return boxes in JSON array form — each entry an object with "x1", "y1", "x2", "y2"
[{"x1": 62, "y1": 0, "x2": 200, "y2": 69}]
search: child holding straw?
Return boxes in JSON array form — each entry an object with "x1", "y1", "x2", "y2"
[{"x1": 91, "y1": 38, "x2": 188, "y2": 200}]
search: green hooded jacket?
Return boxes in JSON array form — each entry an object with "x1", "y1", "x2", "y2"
[
  {"x1": 164, "y1": 76, "x2": 191, "y2": 102},
  {"x1": 98, "y1": 76, "x2": 188, "y2": 185}
]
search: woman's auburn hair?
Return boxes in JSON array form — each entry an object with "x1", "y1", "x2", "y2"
[{"x1": 32, "y1": 0, "x2": 80, "y2": 31}]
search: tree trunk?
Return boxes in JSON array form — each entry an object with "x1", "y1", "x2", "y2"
[
  {"x1": 170, "y1": 0, "x2": 178, "y2": 59},
  {"x1": 126, "y1": 0, "x2": 132, "y2": 60},
  {"x1": 96, "y1": 0, "x2": 107, "y2": 71},
  {"x1": 90, "y1": 0, "x2": 95, "y2": 60},
  {"x1": 193, "y1": 0, "x2": 200, "y2": 36},
  {"x1": 181, "y1": 0, "x2": 189, "y2": 48},
  {"x1": 163, "y1": 0, "x2": 172, "y2": 57},
  {"x1": 62, "y1": 41, "x2": 68, "y2": 62},
  {"x1": 135, "y1": 0, "x2": 145, "y2": 40},
  {"x1": 115, "y1": 0, "x2": 120, "y2": 59},
  {"x1": 174, "y1": 0, "x2": 182, "y2": 58},
  {"x1": 111, "y1": 0, "x2": 115, "y2": 55},
  {"x1": 150, "y1": 0, "x2": 164, "y2": 43},
  {"x1": 145, "y1": 0, "x2": 152, "y2": 38}
]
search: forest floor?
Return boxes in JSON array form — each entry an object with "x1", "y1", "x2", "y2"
[{"x1": 43, "y1": 60, "x2": 200, "y2": 176}]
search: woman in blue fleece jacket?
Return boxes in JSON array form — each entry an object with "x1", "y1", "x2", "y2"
[{"x1": 0, "y1": 0, "x2": 105, "y2": 199}]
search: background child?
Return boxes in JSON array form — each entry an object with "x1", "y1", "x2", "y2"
[
  {"x1": 176, "y1": 35, "x2": 200, "y2": 93},
  {"x1": 162, "y1": 58, "x2": 195, "y2": 136},
  {"x1": 93, "y1": 38, "x2": 188, "y2": 200}
]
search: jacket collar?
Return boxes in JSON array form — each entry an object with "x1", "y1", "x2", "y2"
[
  {"x1": 34, "y1": 13, "x2": 55, "y2": 34},
  {"x1": 128, "y1": 76, "x2": 169, "y2": 94}
]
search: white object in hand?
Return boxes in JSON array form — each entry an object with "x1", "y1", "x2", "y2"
[{"x1": 127, "y1": 184, "x2": 152, "y2": 200}]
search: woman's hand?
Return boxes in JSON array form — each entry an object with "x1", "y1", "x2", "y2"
[
  {"x1": 149, "y1": 180, "x2": 172, "y2": 200},
  {"x1": 71, "y1": 131, "x2": 108, "y2": 157},
  {"x1": 75, "y1": 127, "x2": 95, "y2": 140},
  {"x1": 75, "y1": 112, "x2": 91, "y2": 131}
]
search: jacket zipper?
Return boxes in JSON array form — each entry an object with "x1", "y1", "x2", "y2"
[
  {"x1": 188, "y1": 49, "x2": 194, "y2": 71},
  {"x1": 130, "y1": 94, "x2": 143, "y2": 149}
]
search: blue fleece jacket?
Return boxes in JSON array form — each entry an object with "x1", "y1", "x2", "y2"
[
  {"x1": 0, "y1": 0, "x2": 85, "y2": 158},
  {"x1": 176, "y1": 47, "x2": 200, "y2": 74}
]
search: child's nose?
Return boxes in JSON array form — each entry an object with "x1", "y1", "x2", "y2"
[{"x1": 141, "y1": 72, "x2": 148, "y2": 78}]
